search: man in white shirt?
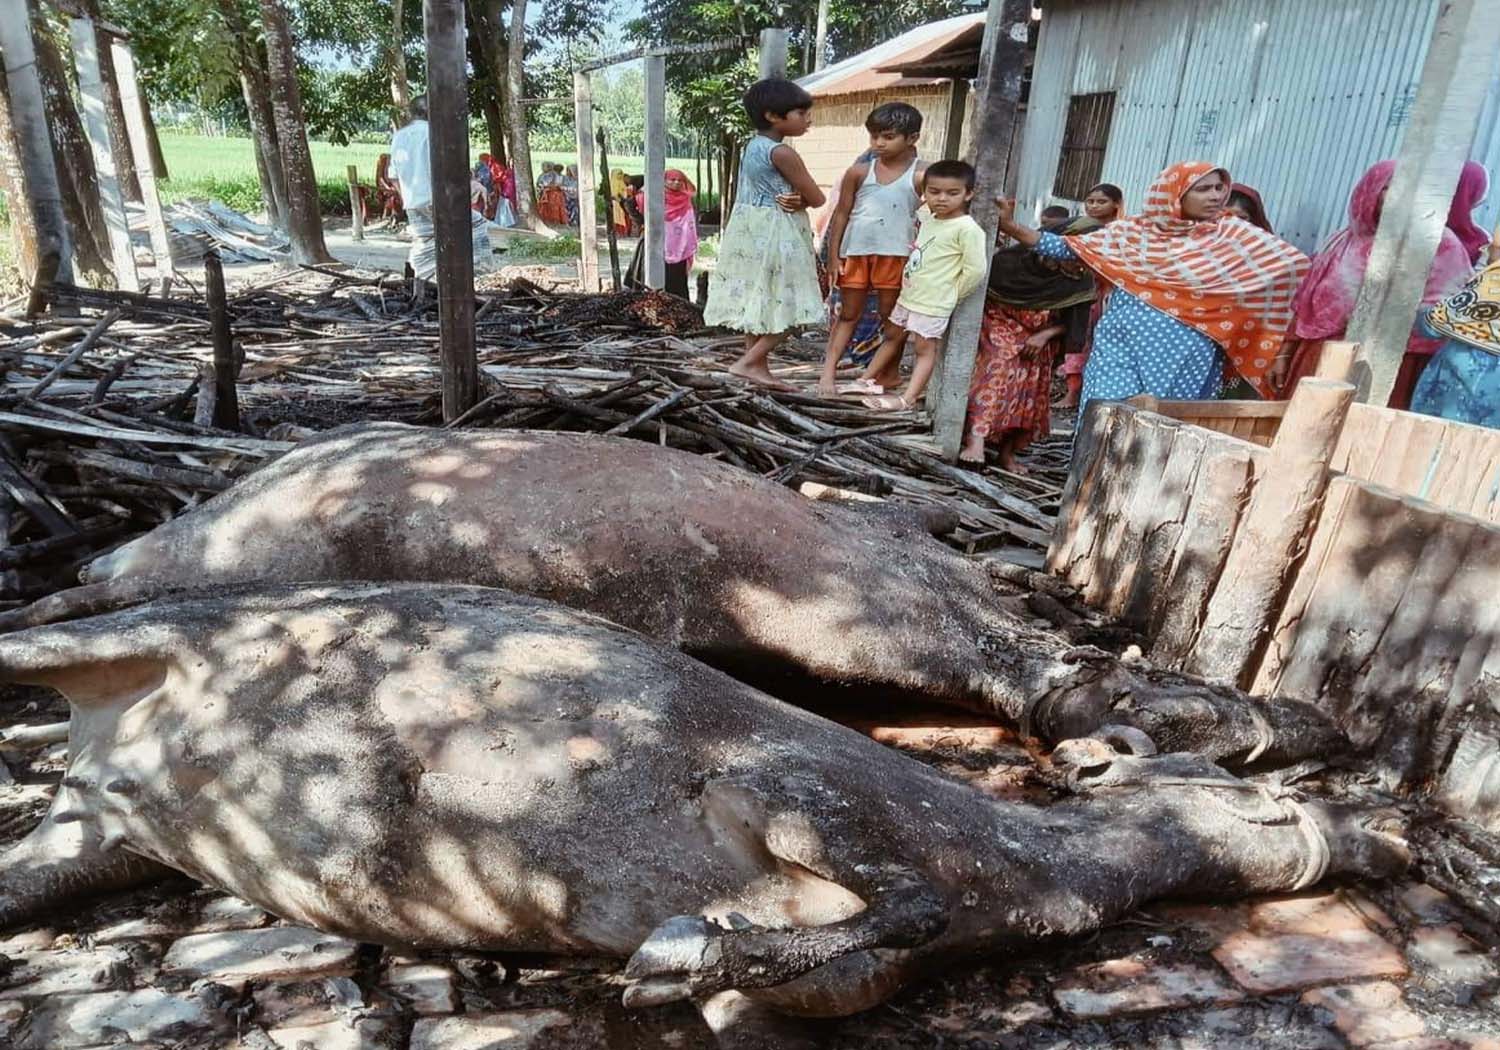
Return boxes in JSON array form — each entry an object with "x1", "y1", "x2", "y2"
[
  {"x1": 389, "y1": 95, "x2": 433, "y2": 212},
  {"x1": 389, "y1": 94, "x2": 490, "y2": 284}
]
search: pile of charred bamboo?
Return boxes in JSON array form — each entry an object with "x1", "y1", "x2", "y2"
[{"x1": 0, "y1": 267, "x2": 1064, "y2": 601}]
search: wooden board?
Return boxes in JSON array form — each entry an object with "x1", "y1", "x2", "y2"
[
  {"x1": 1120, "y1": 423, "x2": 1207, "y2": 629},
  {"x1": 1270, "y1": 482, "x2": 1443, "y2": 749},
  {"x1": 1049, "y1": 402, "x2": 1129, "y2": 588},
  {"x1": 1331, "y1": 403, "x2": 1500, "y2": 523},
  {"x1": 1083, "y1": 411, "x2": 1177, "y2": 608},
  {"x1": 1249, "y1": 476, "x2": 1355, "y2": 697},
  {"x1": 1100, "y1": 413, "x2": 1183, "y2": 618},
  {"x1": 1149, "y1": 435, "x2": 1260, "y2": 667}
]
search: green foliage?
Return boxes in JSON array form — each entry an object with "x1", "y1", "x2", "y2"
[
  {"x1": 104, "y1": 0, "x2": 242, "y2": 108},
  {"x1": 627, "y1": 0, "x2": 973, "y2": 141},
  {"x1": 504, "y1": 233, "x2": 582, "y2": 263},
  {"x1": 152, "y1": 132, "x2": 700, "y2": 218}
]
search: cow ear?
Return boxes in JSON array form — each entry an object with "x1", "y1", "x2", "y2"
[{"x1": 0, "y1": 629, "x2": 168, "y2": 709}]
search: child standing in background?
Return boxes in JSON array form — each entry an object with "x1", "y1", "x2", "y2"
[
  {"x1": 704, "y1": 79, "x2": 827, "y2": 390},
  {"x1": 860, "y1": 160, "x2": 988, "y2": 413},
  {"x1": 818, "y1": 102, "x2": 927, "y2": 397}
]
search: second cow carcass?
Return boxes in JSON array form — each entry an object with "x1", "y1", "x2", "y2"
[{"x1": 54, "y1": 424, "x2": 1338, "y2": 766}]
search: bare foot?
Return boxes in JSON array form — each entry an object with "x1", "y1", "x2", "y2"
[
  {"x1": 997, "y1": 454, "x2": 1030, "y2": 476},
  {"x1": 861, "y1": 393, "x2": 912, "y2": 412},
  {"x1": 959, "y1": 435, "x2": 986, "y2": 464},
  {"x1": 729, "y1": 362, "x2": 797, "y2": 392}
]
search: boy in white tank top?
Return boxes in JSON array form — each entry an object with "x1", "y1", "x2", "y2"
[{"x1": 817, "y1": 103, "x2": 927, "y2": 397}]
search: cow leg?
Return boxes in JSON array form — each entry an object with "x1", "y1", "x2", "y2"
[
  {"x1": 0, "y1": 816, "x2": 171, "y2": 928},
  {"x1": 623, "y1": 774, "x2": 947, "y2": 1012},
  {"x1": 1026, "y1": 656, "x2": 1345, "y2": 769}
]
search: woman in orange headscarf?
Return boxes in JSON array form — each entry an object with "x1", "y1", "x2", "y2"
[{"x1": 997, "y1": 162, "x2": 1309, "y2": 414}]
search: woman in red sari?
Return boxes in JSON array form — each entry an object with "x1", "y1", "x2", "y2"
[{"x1": 963, "y1": 217, "x2": 1099, "y2": 473}]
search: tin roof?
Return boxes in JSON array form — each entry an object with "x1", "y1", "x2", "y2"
[{"x1": 796, "y1": 13, "x2": 987, "y2": 98}]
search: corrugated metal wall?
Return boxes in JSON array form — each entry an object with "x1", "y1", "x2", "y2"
[{"x1": 1015, "y1": 0, "x2": 1499, "y2": 253}]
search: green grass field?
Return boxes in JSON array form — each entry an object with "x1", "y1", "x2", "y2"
[{"x1": 155, "y1": 131, "x2": 702, "y2": 218}]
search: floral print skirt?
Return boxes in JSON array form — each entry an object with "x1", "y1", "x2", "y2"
[
  {"x1": 1412, "y1": 340, "x2": 1500, "y2": 430},
  {"x1": 966, "y1": 303, "x2": 1055, "y2": 446},
  {"x1": 704, "y1": 204, "x2": 824, "y2": 335}
]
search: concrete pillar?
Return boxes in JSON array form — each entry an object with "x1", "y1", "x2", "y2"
[
  {"x1": 69, "y1": 15, "x2": 138, "y2": 292},
  {"x1": 643, "y1": 54, "x2": 666, "y2": 290},
  {"x1": 759, "y1": 28, "x2": 789, "y2": 79},
  {"x1": 110, "y1": 41, "x2": 173, "y2": 293},
  {"x1": 1345, "y1": 0, "x2": 1500, "y2": 404},
  {"x1": 573, "y1": 71, "x2": 601, "y2": 293},
  {"x1": 813, "y1": 0, "x2": 829, "y2": 72}
]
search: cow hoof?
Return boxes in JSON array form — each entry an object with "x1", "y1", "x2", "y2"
[
  {"x1": 624, "y1": 914, "x2": 723, "y2": 1008},
  {"x1": 1302, "y1": 800, "x2": 1411, "y2": 880}
]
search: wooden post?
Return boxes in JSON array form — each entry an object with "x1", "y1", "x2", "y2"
[
  {"x1": 930, "y1": 0, "x2": 1030, "y2": 460},
  {"x1": 203, "y1": 251, "x2": 240, "y2": 431},
  {"x1": 598, "y1": 128, "x2": 622, "y2": 291},
  {"x1": 758, "y1": 28, "x2": 789, "y2": 79},
  {"x1": 347, "y1": 165, "x2": 364, "y2": 241},
  {"x1": 813, "y1": 0, "x2": 830, "y2": 71},
  {"x1": 643, "y1": 54, "x2": 667, "y2": 290},
  {"x1": 0, "y1": 0, "x2": 73, "y2": 299},
  {"x1": 942, "y1": 79, "x2": 970, "y2": 160},
  {"x1": 573, "y1": 71, "x2": 600, "y2": 293},
  {"x1": 1184, "y1": 378, "x2": 1356, "y2": 689},
  {"x1": 110, "y1": 41, "x2": 173, "y2": 295},
  {"x1": 69, "y1": 15, "x2": 138, "y2": 292},
  {"x1": 421, "y1": 0, "x2": 478, "y2": 420},
  {"x1": 1345, "y1": 0, "x2": 1500, "y2": 404}
]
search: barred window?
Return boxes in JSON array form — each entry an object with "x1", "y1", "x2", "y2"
[{"x1": 1053, "y1": 92, "x2": 1116, "y2": 200}]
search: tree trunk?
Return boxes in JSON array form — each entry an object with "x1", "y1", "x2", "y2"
[
  {"x1": 504, "y1": 0, "x2": 543, "y2": 231},
  {"x1": 28, "y1": 0, "x2": 113, "y2": 285},
  {"x1": 0, "y1": 68, "x2": 40, "y2": 282},
  {"x1": 83, "y1": 0, "x2": 140, "y2": 201},
  {"x1": 217, "y1": 0, "x2": 288, "y2": 228},
  {"x1": 389, "y1": 0, "x2": 410, "y2": 123},
  {"x1": 258, "y1": 0, "x2": 333, "y2": 263},
  {"x1": 467, "y1": 0, "x2": 508, "y2": 165}
]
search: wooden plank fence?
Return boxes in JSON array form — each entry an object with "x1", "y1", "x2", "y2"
[{"x1": 1049, "y1": 377, "x2": 1500, "y2": 828}]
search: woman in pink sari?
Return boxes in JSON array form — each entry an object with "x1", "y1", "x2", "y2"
[
  {"x1": 1449, "y1": 160, "x2": 1490, "y2": 266},
  {"x1": 632, "y1": 169, "x2": 699, "y2": 298},
  {"x1": 1278, "y1": 160, "x2": 1476, "y2": 406}
]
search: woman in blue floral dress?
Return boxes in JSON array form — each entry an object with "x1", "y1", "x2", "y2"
[{"x1": 1412, "y1": 262, "x2": 1500, "y2": 430}]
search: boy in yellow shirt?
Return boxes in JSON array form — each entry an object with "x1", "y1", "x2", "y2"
[{"x1": 859, "y1": 160, "x2": 988, "y2": 411}]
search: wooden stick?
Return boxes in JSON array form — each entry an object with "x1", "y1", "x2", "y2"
[
  {"x1": 25, "y1": 308, "x2": 121, "y2": 399},
  {"x1": 604, "y1": 387, "x2": 690, "y2": 436},
  {"x1": 204, "y1": 251, "x2": 241, "y2": 430},
  {"x1": 0, "y1": 721, "x2": 69, "y2": 752},
  {"x1": 1185, "y1": 378, "x2": 1356, "y2": 688},
  {"x1": 347, "y1": 164, "x2": 364, "y2": 242}
]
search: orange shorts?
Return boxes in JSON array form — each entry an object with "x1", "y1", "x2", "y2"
[{"x1": 838, "y1": 254, "x2": 906, "y2": 291}]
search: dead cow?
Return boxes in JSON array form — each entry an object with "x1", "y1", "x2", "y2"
[
  {"x1": 57, "y1": 424, "x2": 1337, "y2": 767},
  {"x1": 0, "y1": 584, "x2": 1406, "y2": 1028}
]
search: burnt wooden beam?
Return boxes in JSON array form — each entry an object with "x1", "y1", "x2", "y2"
[{"x1": 421, "y1": 0, "x2": 478, "y2": 420}]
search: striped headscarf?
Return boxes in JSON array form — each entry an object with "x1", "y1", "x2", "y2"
[{"x1": 1064, "y1": 161, "x2": 1310, "y2": 397}]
